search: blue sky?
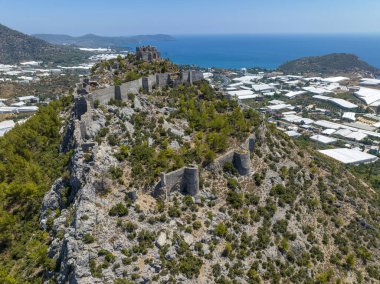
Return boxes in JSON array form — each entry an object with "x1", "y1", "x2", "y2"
[{"x1": 0, "y1": 0, "x2": 379, "y2": 36}]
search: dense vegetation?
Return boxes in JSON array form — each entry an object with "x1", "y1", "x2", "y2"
[
  {"x1": 0, "y1": 24, "x2": 90, "y2": 65},
  {"x1": 0, "y1": 97, "x2": 72, "y2": 283},
  {"x1": 279, "y1": 53, "x2": 379, "y2": 75}
]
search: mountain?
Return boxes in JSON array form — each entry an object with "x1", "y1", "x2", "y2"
[
  {"x1": 33, "y1": 33, "x2": 175, "y2": 48},
  {"x1": 0, "y1": 24, "x2": 90, "y2": 64},
  {"x1": 278, "y1": 53, "x2": 380, "y2": 76},
  {"x1": 0, "y1": 56, "x2": 379, "y2": 283}
]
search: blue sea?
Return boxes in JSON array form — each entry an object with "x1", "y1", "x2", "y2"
[{"x1": 128, "y1": 34, "x2": 380, "y2": 70}]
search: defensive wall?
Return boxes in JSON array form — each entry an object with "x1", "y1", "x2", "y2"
[
  {"x1": 85, "y1": 70, "x2": 204, "y2": 106},
  {"x1": 153, "y1": 166, "x2": 200, "y2": 198}
]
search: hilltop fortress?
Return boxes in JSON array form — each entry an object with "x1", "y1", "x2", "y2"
[{"x1": 73, "y1": 47, "x2": 262, "y2": 199}]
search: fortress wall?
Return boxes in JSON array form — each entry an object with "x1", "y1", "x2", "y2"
[
  {"x1": 233, "y1": 151, "x2": 251, "y2": 176},
  {"x1": 74, "y1": 96, "x2": 88, "y2": 119},
  {"x1": 163, "y1": 168, "x2": 185, "y2": 193},
  {"x1": 184, "y1": 167, "x2": 199, "y2": 196},
  {"x1": 207, "y1": 150, "x2": 235, "y2": 172},
  {"x1": 156, "y1": 73, "x2": 170, "y2": 88},
  {"x1": 181, "y1": 71, "x2": 190, "y2": 84},
  {"x1": 92, "y1": 86, "x2": 115, "y2": 105},
  {"x1": 191, "y1": 70, "x2": 204, "y2": 82},
  {"x1": 90, "y1": 70, "x2": 203, "y2": 105},
  {"x1": 153, "y1": 166, "x2": 200, "y2": 197},
  {"x1": 120, "y1": 79, "x2": 142, "y2": 100}
]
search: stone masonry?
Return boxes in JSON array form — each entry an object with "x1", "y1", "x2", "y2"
[
  {"x1": 154, "y1": 166, "x2": 200, "y2": 198},
  {"x1": 136, "y1": 46, "x2": 161, "y2": 62}
]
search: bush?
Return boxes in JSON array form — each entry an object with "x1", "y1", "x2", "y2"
[
  {"x1": 178, "y1": 252, "x2": 203, "y2": 279},
  {"x1": 226, "y1": 190, "x2": 244, "y2": 209},
  {"x1": 168, "y1": 205, "x2": 181, "y2": 218},
  {"x1": 83, "y1": 233, "x2": 95, "y2": 244},
  {"x1": 89, "y1": 259, "x2": 102, "y2": 278},
  {"x1": 227, "y1": 178, "x2": 239, "y2": 190},
  {"x1": 214, "y1": 223, "x2": 228, "y2": 237},
  {"x1": 109, "y1": 166, "x2": 123, "y2": 180},
  {"x1": 223, "y1": 162, "x2": 238, "y2": 176},
  {"x1": 109, "y1": 203, "x2": 129, "y2": 217},
  {"x1": 193, "y1": 221, "x2": 202, "y2": 230},
  {"x1": 222, "y1": 242, "x2": 233, "y2": 257}
]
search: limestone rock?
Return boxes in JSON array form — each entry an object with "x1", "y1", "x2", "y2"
[{"x1": 156, "y1": 232, "x2": 167, "y2": 248}]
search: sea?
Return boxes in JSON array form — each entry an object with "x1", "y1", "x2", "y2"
[{"x1": 127, "y1": 34, "x2": 380, "y2": 70}]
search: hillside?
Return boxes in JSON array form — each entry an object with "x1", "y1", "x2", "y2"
[
  {"x1": 278, "y1": 53, "x2": 379, "y2": 76},
  {"x1": 33, "y1": 33, "x2": 175, "y2": 48},
  {"x1": 0, "y1": 24, "x2": 90, "y2": 64},
  {"x1": 0, "y1": 58, "x2": 379, "y2": 283}
]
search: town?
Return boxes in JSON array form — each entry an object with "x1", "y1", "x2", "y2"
[
  {"x1": 203, "y1": 68, "x2": 380, "y2": 165},
  {"x1": 0, "y1": 48, "x2": 127, "y2": 137}
]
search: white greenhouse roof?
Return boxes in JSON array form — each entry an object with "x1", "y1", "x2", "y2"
[
  {"x1": 284, "y1": 90, "x2": 306, "y2": 98},
  {"x1": 268, "y1": 104, "x2": 293, "y2": 111},
  {"x1": 355, "y1": 87, "x2": 380, "y2": 106},
  {"x1": 311, "y1": 134, "x2": 337, "y2": 144},
  {"x1": 283, "y1": 114, "x2": 314, "y2": 124},
  {"x1": 0, "y1": 120, "x2": 15, "y2": 130},
  {"x1": 285, "y1": 130, "x2": 301, "y2": 137},
  {"x1": 319, "y1": 148, "x2": 378, "y2": 165},
  {"x1": 303, "y1": 86, "x2": 332, "y2": 95},
  {"x1": 322, "y1": 129, "x2": 337, "y2": 135},
  {"x1": 313, "y1": 120, "x2": 380, "y2": 139},
  {"x1": 228, "y1": 90, "x2": 254, "y2": 97},
  {"x1": 312, "y1": 95, "x2": 358, "y2": 109},
  {"x1": 345, "y1": 132, "x2": 367, "y2": 141},
  {"x1": 322, "y1": 77, "x2": 349, "y2": 83},
  {"x1": 360, "y1": 78, "x2": 380, "y2": 86},
  {"x1": 342, "y1": 112, "x2": 356, "y2": 121},
  {"x1": 237, "y1": 95, "x2": 259, "y2": 100},
  {"x1": 251, "y1": 84, "x2": 275, "y2": 92},
  {"x1": 269, "y1": 99, "x2": 285, "y2": 105}
]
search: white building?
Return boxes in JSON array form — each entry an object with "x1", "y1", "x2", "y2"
[
  {"x1": 354, "y1": 88, "x2": 380, "y2": 107},
  {"x1": 0, "y1": 120, "x2": 15, "y2": 137},
  {"x1": 319, "y1": 148, "x2": 378, "y2": 165}
]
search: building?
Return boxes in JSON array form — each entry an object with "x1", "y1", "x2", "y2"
[
  {"x1": 0, "y1": 120, "x2": 15, "y2": 137},
  {"x1": 136, "y1": 46, "x2": 161, "y2": 62},
  {"x1": 319, "y1": 148, "x2": 378, "y2": 165}
]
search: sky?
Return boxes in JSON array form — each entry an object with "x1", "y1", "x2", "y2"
[{"x1": 0, "y1": 0, "x2": 380, "y2": 36}]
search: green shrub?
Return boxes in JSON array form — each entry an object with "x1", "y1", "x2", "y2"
[
  {"x1": 214, "y1": 223, "x2": 228, "y2": 237},
  {"x1": 223, "y1": 162, "x2": 238, "y2": 176},
  {"x1": 83, "y1": 233, "x2": 95, "y2": 244},
  {"x1": 227, "y1": 178, "x2": 239, "y2": 190},
  {"x1": 226, "y1": 190, "x2": 244, "y2": 209},
  {"x1": 109, "y1": 203, "x2": 129, "y2": 217},
  {"x1": 109, "y1": 166, "x2": 123, "y2": 180}
]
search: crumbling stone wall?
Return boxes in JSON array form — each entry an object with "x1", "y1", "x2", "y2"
[
  {"x1": 90, "y1": 71, "x2": 204, "y2": 105},
  {"x1": 207, "y1": 150, "x2": 252, "y2": 176},
  {"x1": 136, "y1": 46, "x2": 161, "y2": 62},
  {"x1": 206, "y1": 135, "x2": 256, "y2": 176},
  {"x1": 154, "y1": 166, "x2": 200, "y2": 197}
]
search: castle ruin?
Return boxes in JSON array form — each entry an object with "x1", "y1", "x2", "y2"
[{"x1": 136, "y1": 46, "x2": 161, "y2": 62}]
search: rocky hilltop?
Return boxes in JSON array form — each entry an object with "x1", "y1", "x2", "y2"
[
  {"x1": 278, "y1": 53, "x2": 379, "y2": 77},
  {"x1": 0, "y1": 24, "x2": 90, "y2": 64},
  {"x1": 37, "y1": 55, "x2": 380, "y2": 283}
]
